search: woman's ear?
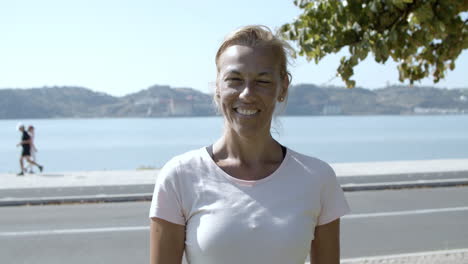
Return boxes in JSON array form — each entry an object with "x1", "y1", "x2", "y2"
[
  {"x1": 214, "y1": 82, "x2": 221, "y2": 108},
  {"x1": 215, "y1": 77, "x2": 221, "y2": 98},
  {"x1": 278, "y1": 77, "x2": 289, "y2": 102},
  {"x1": 215, "y1": 86, "x2": 220, "y2": 98}
]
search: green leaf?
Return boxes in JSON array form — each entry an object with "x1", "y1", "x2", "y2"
[
  {"x1": 280, "y1": 0, "x2": 468, "y2": 88},
  {"x1": 449, "y1": 61, "x2": 455, "y2": 70}
]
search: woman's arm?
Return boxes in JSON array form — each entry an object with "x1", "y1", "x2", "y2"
[
  {"x1": 30, "y1": 136, "x2": 37, "y2": 151},
  {"x1": 17, "y1": 139, "x2": 32, "y2": 146},
  {"x1": 150, "y1": 217, "x2": 185, "y2": 264},
  {"x1": 310, "y1": 218, "x2": 341, "y2": 264}
]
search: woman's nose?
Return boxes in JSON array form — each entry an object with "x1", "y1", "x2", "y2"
[{"x1": 239, "y1": 81, "x2": 255, "y2": 101}]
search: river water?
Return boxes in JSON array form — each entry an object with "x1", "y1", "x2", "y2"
[{"x1": 1, "y1": 115, "x2": 467, "y2": 173}]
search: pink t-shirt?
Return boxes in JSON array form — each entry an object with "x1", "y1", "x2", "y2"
[{"x1": 149, "y1": 147, "x2": 350, "y2": 264}]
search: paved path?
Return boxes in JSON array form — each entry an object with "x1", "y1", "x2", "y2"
[
  {"x1": 2, "y1": 159, "x2": 468, "y2": 206},
  {"x1": 2, "y1": 158, "x2": 468, "y2": 189}
]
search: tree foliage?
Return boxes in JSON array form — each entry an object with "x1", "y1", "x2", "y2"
[{"x1": 280, "y1": 0, "x2": 468, "y2": 88}]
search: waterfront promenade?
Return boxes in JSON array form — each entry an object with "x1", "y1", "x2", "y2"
[
  {"x1": 1, "y1": 158, "x2": 468, "y2": 263},
  {"x1": 2, "y1": 158, "x2": 468, "y2": 190}
]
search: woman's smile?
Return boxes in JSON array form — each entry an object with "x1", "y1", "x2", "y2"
[{"x1": 234, "y1": 107, "x2": 260, "y2": 116}]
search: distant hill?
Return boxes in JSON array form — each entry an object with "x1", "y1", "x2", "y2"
[
  {"x1": 0, "y1": 84, "x2": 467, "y2": 119},
  {"x1": 111, "y1": 85, "x2": 215, "y2": 117},
  {"x1": 0, "y1": 87, "x2": 118, "y2": 118},
  {"x1": 286, "y1": 84, "x2": 468, "y2": 115}
]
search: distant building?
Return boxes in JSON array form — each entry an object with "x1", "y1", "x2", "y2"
[
  {"x1": 413, "y1": 107, "x2": 463, "y2": 114},
  {"x1": 170, "y1": 98, "x2": 193, "y2": 116},
  {"x1": 322, "y1": 104, "x2": 342, "y2": 115},
  {"x1": 135, "y1": 98, "x2": 157, "y2": 105},
  {"x1": 146, "y1": 105, "x2": 153, "y2": 116}
]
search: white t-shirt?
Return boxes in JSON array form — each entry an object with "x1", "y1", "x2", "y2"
[{"x1": 149, "y1": 147, "x2": 350, "y2": 264}]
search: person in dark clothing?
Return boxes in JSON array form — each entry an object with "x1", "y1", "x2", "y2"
[
  {"x1": 17, "y1": 124, "x2": 43, "y2": 176},
  {"x1": 26, "y1": 125, "x2": 38, "y2": 173}
]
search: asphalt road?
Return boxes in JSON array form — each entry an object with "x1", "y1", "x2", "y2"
[{"x1": 1, "y1": 186, "x2": 467, "y2": 264}]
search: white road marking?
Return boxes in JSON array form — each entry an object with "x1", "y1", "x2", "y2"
[
  {"x1": 0, "y1": 193, "x2": 153, "y2": 202},
  {"x1": 338, "y1": 248, "x2": 468, "y2": 263},
  {"x1": 1, "y1": 206, "x2": 467, "y2": 237},
  {"x1": 0, "y1": 226, "x2": 149, "y2": 237},
  {"x1": 343, "y1": 206, "x2": 468, "y2": 219}
]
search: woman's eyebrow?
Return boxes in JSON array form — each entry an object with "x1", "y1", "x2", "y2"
[
  {"x1": 223, "y1": 70, "x2": 241, "y2": 76},
  {"x1": 223, "y1": 70, "x2": 273, "y2": 77},
  {"x1": 258, "y1": 72, "x2": 272, "y2": 77}
]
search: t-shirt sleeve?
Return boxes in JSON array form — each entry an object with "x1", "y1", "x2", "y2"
[
  {"x1": 149, "y1": 159, "x2": 186, "y2": 226},
  {"x1": 317, "y1": 163, "x2": 350, "y2": 225}
]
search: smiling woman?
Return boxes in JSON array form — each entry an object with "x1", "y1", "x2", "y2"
[
  {"x1": 216, "y1": 44, "x2": 287, "y2": 140},
  {"x1": 149, "y1": 25, "x2": 350, "y2": 264}
]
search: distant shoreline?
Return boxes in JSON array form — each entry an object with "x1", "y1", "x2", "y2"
[
  {"x1": 1, "y1": 84, "x2": 467, "y2": 118},
  {"x1": 1, "y1": 112, "x2": 467, "y2": 121}
]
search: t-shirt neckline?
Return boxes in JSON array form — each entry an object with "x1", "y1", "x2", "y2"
[{"x1": 201, "y1": 146, "x2": 291, "y2": 187}]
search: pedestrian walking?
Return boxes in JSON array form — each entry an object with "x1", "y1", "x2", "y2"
[
  {"x1": 25, "y1": 125, "x2": 38, "y2": 173},
  {"x1": 17, "y1": 123, "x2": 43, "y2": 176},
  {"x1": 149, "y1": 25, "x2": 350, "y2": 264}
]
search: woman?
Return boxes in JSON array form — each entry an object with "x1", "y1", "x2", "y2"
[
  {"x1": 16, "y1": 124, "x2": 43, "y2": 176},
  {"x1": 149, "y1": 25, "x2": 350, "y2": 264},
  {"x1": 26, "y1": 125, "x2": 38, "y2": 173}
]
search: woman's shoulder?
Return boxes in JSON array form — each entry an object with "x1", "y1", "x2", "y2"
[
  {"x1": 167, "y1": 147, "x2": 208, "y2": 167},
  {"x1": 159, "y1": 147, "x2": 209, "y2": 177},
  {"x1": 286, "y1": 147, "x2": 336, "y2": 177}
]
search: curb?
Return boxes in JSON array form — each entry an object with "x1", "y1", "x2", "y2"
[
  {"x1": 339, "y1": 248, "x2": 468, "y2": 264},
  {"x1": 342, "y1": 178, "x2": 468, "y2": 192},
  {"x1": 2, "y1": 179, "x2": 468, "y2": 207},
  {"x1": 0, "y1": 193, "x2": 153, "y2": 207}
]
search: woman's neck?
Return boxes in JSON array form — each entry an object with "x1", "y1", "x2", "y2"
[{"x1": 213, "y1": 128, "x2": 282, "y2": 167}]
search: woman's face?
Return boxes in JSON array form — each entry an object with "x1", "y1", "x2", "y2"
[{"x1": 216, "y1": 45, "x2": 287, "y2": 138}]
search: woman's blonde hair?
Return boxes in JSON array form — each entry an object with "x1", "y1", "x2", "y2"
[{"x1": 215, "y1": 25, "x2": 293, "y2": 83}]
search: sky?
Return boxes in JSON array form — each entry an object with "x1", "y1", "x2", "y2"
[{"x1": 1, "y1": 0, "x2": 467, "y2": 96}]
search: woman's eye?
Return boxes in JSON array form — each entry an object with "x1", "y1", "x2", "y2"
[
  {"x1": 226, "y1": 77, "x2": 242, "y2": 82},
  {"x1": 257, "y1": 80, "x2": 271, "y2": 84}
]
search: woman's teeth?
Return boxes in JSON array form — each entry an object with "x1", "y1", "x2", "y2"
[{"x1": 235, "y1": 108, "x2": 258, "y2": 115}]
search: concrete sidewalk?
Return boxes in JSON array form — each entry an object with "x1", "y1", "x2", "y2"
[
  {"x1": 0, "y1": 169, "x2": 159, "y2": 189},
  {"x1": 1, "y1": 158, "x2": 468, "y2": 206},
  {"x1": 2, "y1": 158, "x2": 468, "y2": 188}
]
